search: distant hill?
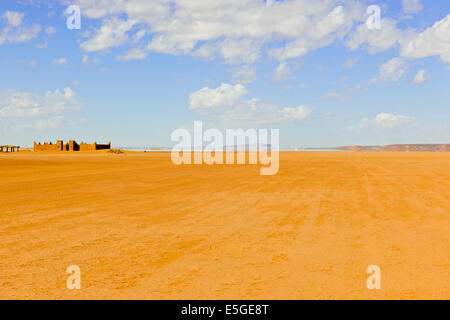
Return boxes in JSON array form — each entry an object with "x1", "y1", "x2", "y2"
[{"x1": 334, "y1": 144, "x2": 450, "y2": 152}]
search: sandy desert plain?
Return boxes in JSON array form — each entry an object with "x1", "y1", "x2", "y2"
[{"x1": 0, "y1": 150, "x2": 449, "y2": 299}]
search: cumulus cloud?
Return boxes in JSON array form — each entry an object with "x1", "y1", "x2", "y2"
[
  {"x1": 70, "y1": 0, "x2": 365, "y2": 63},
  {"x1": 273, "y1": 62, "x2": 292, "y2": 82},
  {"x1": 0, "y1": 87, "x2": 83, "y2": 118},
  {"x1": 53, "y1": 0, "x2": 450, "y2": 70},
  {"x1": 413, "y1": 69, "x2": 426, "y2": 84},
  {"x1": 371, "y1": 57, "x2": 408, "y2": 83},
  {"x1": 400, "y1": 14, "x2": 450, "y2": 63},
  {"x1": 192, "y1": 38, "x2": 262, "y2": 65},
  {"x1": 232, "y1": 65, "x2": 257, "y2": 84},
  {"x1": 116, "y1": 48, "x2": 147, "y2": 60},
  {"x1": 268, "y1": 5, "x2": 354, "y2": 60},
  {"x1": 189, "y1": 83, "x2": 248, "y2": 110},
  {"x1": 80, "y1": 17, "x2": 137, "y2": 52},
  {"x1": 3, "y1": 11, "x2": 23, "y2": 27},
  {"x1": 346, "y1": 10, "x2": 447, "y2": 62},
  {"x1": 402, "y1": 0, "x2": 423, "y2": 14},
  {"x1": 81, "y1": 54, "x2": 99, "y2": 65},
  {"x1": 346, "y1": 18, "x2": 404, "y2": 54},
  {"x1": 0, "y1": 11, "x2": 41, "y2": 44},
  {"x1": 281, "y1": 105, "x2": 311, "y2": 121},
  {"x1": 374, "y1": 113, "x2": 414, "y2": 130},
  {"x1": 189, "y1": 83, "x2": 311, "y2": 126},
  {"x1": 352, "y1": 113, "x2": 415, "y2": 131}
]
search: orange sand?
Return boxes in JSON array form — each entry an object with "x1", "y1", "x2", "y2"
[{"x1": 0, "y1": 151, "x2": 449, "y2": 299}]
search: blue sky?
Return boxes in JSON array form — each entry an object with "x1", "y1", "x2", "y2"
[{"x1": 0, "y1": 0, "x2": 449, "y2": 148}]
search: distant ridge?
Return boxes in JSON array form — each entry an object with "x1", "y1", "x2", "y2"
[{"x1": 308, "y1": 144, "x2": 450, "y2": 152}]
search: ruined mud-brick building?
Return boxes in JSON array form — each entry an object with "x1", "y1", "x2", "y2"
[
  {"x1": 34, "y1": 140, "x2": 111, "y2": 151},
  {"x1": 0, "y1": 145, "x2": 20, "y2": 152}
]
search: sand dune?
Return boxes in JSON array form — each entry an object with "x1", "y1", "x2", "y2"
[{"x1": 0, "y1": 151, "x2": 449, "y2": 299}]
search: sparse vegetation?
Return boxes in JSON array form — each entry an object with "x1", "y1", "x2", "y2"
[{"x1": 108, "y1": 149, "x2": 123, "y2": 154}]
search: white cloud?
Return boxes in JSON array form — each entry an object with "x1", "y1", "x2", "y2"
[
  {"x1": 189, "y1": 83, "x2": 311, "y2": 125},
  {"x1": 0, "y1": 87, "x2": 83, "y2": 118},
  {"x1": 372, "y1": 57, "x2": 408, "y2": 83},
  {"x1": 273, "y1": 62, "x2": 292, "y2": 82},
  {"x1": 374, "y1": 113, "x2": 414, "y2": 130},
  {"x1": 189, "y1": 83, "x2": 248, "y2": 110},
  {"x1": 352, "y1": 113, "x2": 415, "y2": 131},
  {"x1": 116, "y1": 48, "x2": 147, "y2": 60},
  {"x1": 190, "y1": 38, "x2": 262, "y2": 64},
  {"x1": 400, "y1": 14, "x2": 450, "y2": 63},
  {"x1": 348, "y1": 13, "x2": 447, "y2": 62},
  {"x1": 402, "y1": 0, "x2": 423, "y2": 14},
  {"x1": 0, "y1": 11, "x2": 41, "y2": 44},
  {"x1": 346, "y1": 18, "x2": 404, "y2": 54},
  {"x1": 80, "y1": 17, "x2": 137, "y2": 52},
  {"x1": 269, "y1": 5, "x2": 354, "y2": 60},
  {"x1": 132, "y1": 29, "x2": 146, "y2": 43},
  {"x1": 413, "y1": 69, "x2": 426, "y2": 84},
  {"x1": 51, "y1": 1, "x2": 450, "y2": 69},
  {"x1": 3, "y1": 11, "x2": 23, "y2": 27},
  {"x1": 71, "y1": 0, "x2": 365, "y2": 63},
  {"x1": 282, "y1": 105, "x2": 311, "y2": 121},
  {"x1": 81, "y1": 54, "x2": 99, "y2": 65},
  {"x1": 53, "y1": 57, "x2": 67, "y2": 65},
  {"x1": 232, "y1": 65, "x2": 257, "y2": 84}
]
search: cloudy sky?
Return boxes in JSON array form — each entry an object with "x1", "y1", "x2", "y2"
[{"x1": 0, "y1": 0, "x2": 449, "y2": 148}]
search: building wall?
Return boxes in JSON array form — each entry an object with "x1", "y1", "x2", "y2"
[
  {"x1": 68, "y1": 140, "x2": 80, "y2": 151},
  {"x1": 79, "y1": 142, "x2": 111, "y2": 150},
  {"x1": 34, "y1": 140, "x2": 63, "y2": 151},
  {"x1": 34, "y1": 140, "x2": 110, "y2": 151},
  {"x1": 79, "y1": 142, "x2": 97, "y2": 151},
  {"x1": 95, "y1": 142, "x2": 111, "y2": 150}
]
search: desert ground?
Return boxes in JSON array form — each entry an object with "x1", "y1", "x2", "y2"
[{"x1": 0, "y1": 151, "x2": 448, "y2": 299}]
